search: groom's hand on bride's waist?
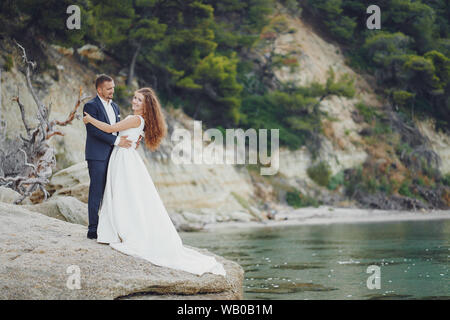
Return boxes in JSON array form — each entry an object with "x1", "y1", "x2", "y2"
[
  {"x1": 135, "y1": 136, "x2": 142, "y2": 149},
  {"x1": 118, "y1": 136, "x2": 132, "y2": 148}
]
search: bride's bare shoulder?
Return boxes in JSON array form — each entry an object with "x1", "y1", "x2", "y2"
[
  {"x1": 122, "y1": 115, "x2": 141, "y2": 128},
  {"x1": 136, "y1": 114, "x2": 145, "y2": 126}
]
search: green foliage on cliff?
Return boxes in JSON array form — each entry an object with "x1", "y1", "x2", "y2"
[
  {"x1": 328, "y1": 170, "x2": 345, "y2": 191},
  {"x1": 0, "y1": 0, "x2": 273, "y2": 127},
  {"x1": 307, "y1": 161, "x2": 332, "y2": 187},
  {"x1": 0, "y1": 0, "x2": 360, "y2": 151},
  {"x1": 2, "y1": 55, "x2": 14, "y2": 72},
  {"x1": 10, "y1": 0, "x2": 449, "y2": 154},
  {"x1": 442, "y1": 173, "x2": 450, "y2": 187},
  {"x1": 302, "y1": 0, "x2": 450, "y2": 132},
  {"x1": 239, "y1": 67, "x2": 355, "y2": 151},
  {"x1": 286, "y1": 190, "x2": 320, "y2": 208}
]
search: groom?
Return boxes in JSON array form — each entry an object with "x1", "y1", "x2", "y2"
[{"x1": 84, "y1": 74, "x2": 133, "y2": 239}]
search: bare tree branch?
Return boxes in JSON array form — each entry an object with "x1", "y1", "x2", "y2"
[
  {"x1": 14, "y1": 40, "x2": 47, "y2": 123},
  {"x1": 53, "y1": 86, "x2": 91, "y2": 127},
  {"x1": 12, "y1": 94, "x2": 33, "y2": 135},
  {"x1": 0, "y1": 42, "x2": 87, "y2": 204}
]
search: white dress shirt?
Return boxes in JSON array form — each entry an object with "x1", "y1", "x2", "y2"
[{"x1": 98, "y1": 95, "x2": 120, "y2": 146}]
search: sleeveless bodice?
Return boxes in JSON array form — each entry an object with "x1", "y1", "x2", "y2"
[{"x1": 118, "y1": 115, "x2": 144, "y2": 147}]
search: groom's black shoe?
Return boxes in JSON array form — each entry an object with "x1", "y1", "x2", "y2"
[{"x1": 87, "y1": 230, "x2": 97, "y2": 239}]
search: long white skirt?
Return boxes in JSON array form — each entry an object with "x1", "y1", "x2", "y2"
[{"x1": 97, "y1": 146, "x2": 226, "y2": 276}]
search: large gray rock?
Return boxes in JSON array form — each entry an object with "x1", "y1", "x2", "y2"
[
  {"x1": 21, "y1": 200, "x2": 66, "y2": 222},
  {"x1": 0, "y1": 187, "x2": 32, "y2": 205},
  {"x1": 0, "y1": 202, "x2": 244, "y2": 299},
  {"x1": 48, "y1": 162, "x2": 90, "y2": 203},
  {"x1": 0, "y1": 187, "x2": 22, "y2": 204},
  {"x1": 53, "y1": 196, "x2": 88, "y2": 225},
  {"x1": 23, "y1": 196, "x2": 88, "y2": 226}
]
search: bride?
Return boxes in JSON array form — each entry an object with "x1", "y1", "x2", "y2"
[{"x1": 83, "y1": 87, "x2": 226, "y2": 277}]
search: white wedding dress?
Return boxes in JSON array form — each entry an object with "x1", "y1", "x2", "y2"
[{"x1": 97, "y1": 115, "x2": 226, "y2": 276}]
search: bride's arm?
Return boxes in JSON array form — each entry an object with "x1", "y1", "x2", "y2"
[{"x1": 83, "y1": 113, "x2": 140, "y2": 133}]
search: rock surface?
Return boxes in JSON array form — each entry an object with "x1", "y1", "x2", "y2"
[
  {"x1": 47, "y1": 162, "x2": 90, "y2": 203},
  {"x1": 23, "y1": 196, "x2": 88, "y2": 226},
  {"x1": 416, "y1": 119, "x2": 450, "y2": 175},
  {"x1": 0, "y1": 202, "x2": 244, "y2": 299},
  {"x1": 77, "y1": 44, "x2": 105, "y2": 61},
  {"x1": 0, "y1": 187, "x2": 31, "y2": 205}
]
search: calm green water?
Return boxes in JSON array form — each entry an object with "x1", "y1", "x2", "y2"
[{"x1": 180, "y1": 219, "x2": 450, "y2": 300}]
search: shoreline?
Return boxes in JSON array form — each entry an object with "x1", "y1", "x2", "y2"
[{"x1": 201, "y1": 205, "x2": 450, "y2": 232}]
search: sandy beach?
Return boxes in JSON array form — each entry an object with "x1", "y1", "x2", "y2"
[{"x1": 202, "y1": 206, "x2": 450, "y2": 231}]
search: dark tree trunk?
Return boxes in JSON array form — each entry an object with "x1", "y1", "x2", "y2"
[{"x1": 127, "y1": 42, "x2": 142, "y2": 87}]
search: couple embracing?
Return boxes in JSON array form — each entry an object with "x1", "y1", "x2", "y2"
[{"x1": 83, "y1": 74, "x2": 225, "y2": 277}]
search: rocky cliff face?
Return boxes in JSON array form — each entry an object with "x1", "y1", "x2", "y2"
[
  {"x1": 0, "y1": 41, "x2": 264, "y2": 225},
  {"x1": 416, "y1": 120, "x2": 450, "y2": 175},
  {"x1": 271, "y1": 4, "x2": 375, "y2": 180},
  {"x1": 1, "y1": 3, "x2": 449, "y2": 217},
  {"x1": 257, "y1": 5, "x2": 450, "y2": 209},
  {"x1": 270, "y1": 6, "x2": 450, "y2": 179}
]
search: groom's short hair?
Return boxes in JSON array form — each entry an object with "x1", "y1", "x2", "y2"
[{"x1": 95, "y1": 74, "x2": 113, "y2": 89}]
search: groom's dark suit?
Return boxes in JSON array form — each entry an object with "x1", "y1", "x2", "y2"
[{"x1": 83, "y1": 96, "x2": 120, "y2": 233}]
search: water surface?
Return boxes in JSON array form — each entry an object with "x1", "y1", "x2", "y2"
[{"x1": 180, "y1": 219, "x2": 450, "y2": 299}]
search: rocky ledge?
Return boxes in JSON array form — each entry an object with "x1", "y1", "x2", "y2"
[{"x1": 0, "y1": 202, "x2": 243, "y2": 299}]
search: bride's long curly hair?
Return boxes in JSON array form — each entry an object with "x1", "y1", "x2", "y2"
[{"x1": 137, "y1": 87, "x2": 167, "y2": 151}]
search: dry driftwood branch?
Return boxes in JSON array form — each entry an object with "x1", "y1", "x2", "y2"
[
  {"x1": 61, "y1": 88, "x2": 90, "y2": 126},
  {"x1": 15, "y1": 40, "x2": 48, "y2": 125},
  {"x1": 0, "y1": 42, "x2": 91, "y2": 204},
  {"x1": 12, "y1": 94, "x2": 33, "y2": 135}
]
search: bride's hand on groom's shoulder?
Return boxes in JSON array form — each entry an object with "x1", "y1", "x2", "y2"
[{"x1": 83, "y1": 112, "x2": 92, "y2": 124}]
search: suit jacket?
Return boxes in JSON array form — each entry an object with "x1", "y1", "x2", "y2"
[{"x1": 84, "y1": 96, "x2": 120, "y2": 161}]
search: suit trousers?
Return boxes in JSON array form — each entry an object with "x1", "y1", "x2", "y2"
[{"x1": 87, "y1": 159, "x2": 109, "y2": 232}]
